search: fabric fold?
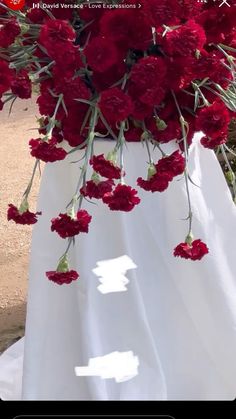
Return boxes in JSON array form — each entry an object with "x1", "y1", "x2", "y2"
[{"x1": 1, "y1": 132, "x2": 236, "y2": 400}]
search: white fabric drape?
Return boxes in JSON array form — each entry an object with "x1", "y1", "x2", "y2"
[{"x1": 1, "y1": 132, "x2": 236, "y2": 400}]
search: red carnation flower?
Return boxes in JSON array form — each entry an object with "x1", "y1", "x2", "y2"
[
  {"x1": 7, "y1": 204, "x2": 41, "y2": 225},
  {"x1": 11, "y1": 70, "x2": 32, "y2": 99},
  {"x1": 90, "y1": 154, "x2": 121, "y2": 180},
  {"x1": 84, "y1": 36, "x2": 119, "y2": 73},
  {"x1": 142, "y1": 0, "x2": 181, "y2": 27},
  {"x1": 196, "y1": 101, "x2": 230, "y2": 139},
  {"x1": 103, "y1": 184, "x2": 140, "y2": 212},
  {"x1": 80, "y1": 179, "x2": 114, "y2": 199},
  {"x1": 200, "y1": 135, "x2": 227, "y2": 150},
  {"x1": 99, "y1": 87, "x2": 133, "y2": 125},
  {"x1": 99, "y1": 8, "x2": 152, "y2": 51},
  {"x1": 54, "y1": 74, "x2": 90, "y2": 108},
  {"x1": 131, "y1": 99, "x2": 153, "y2": 120},
  {"x1": 146, "y1": 119, "x2": 182, "y2": 144},
  {"x1": 26, "y1": 7, "x2": 45, "y2": 24},
  {"x1": 197, "y1": 6, "x2": 236, "y2": 45},
  {"x1": 137, "y1": 151, "x2": 185, "y2": 193},
  {"x1": 61, "y1": 103, "x2": 89, "y2": 147},
  {"x1": 165, "y1": 56, "x2": 195, "y2": 91},
  {"x1": 129, "y1": 56, "x2": 167, "y2": 107},
  {"x1": 156, "y1": 150, "x2": 185, "y2": 177},
  {"x1": 51, "y1": 209, "x2": 92, "y2": 239},
  {"x1": 194, "y1": 51, "x2": 232, "y2": 89},
  {"x1": 51, "y1": 45, "x2": 83, "y2": 76},
  {"x1": 46, "y1": 270, "x2": 79, "y2": 285},
  {"x1": 29, "y1": 138, "x2": 67, "y2": 163},
  {"x1": 0, "y1": 60, "x2": 13, "y2": 95},
  {"x1": 0, "y1": 18, "x2": 20, "y2": 48},
  {"x1": 92, "y1": 62, "x2": 126, "y2": 92},
  {"x1": 39, "y1": 19, "x2": 75, "y2": 58},
  {"x1": 137, "y1": 172, "x2": 172, "y2": 193},
  {"x1": 174, "y1": 239, "x2": 209, "y2": 261},
  {"x1": 164, "y1": 19, "x2": 206, "y2": 57},
  {"x1": 130, "y1": 56, "x2": 167, "y2": 89},
  {"x1": 125, "y1": 127, "x2": 143, "y2": 142}
]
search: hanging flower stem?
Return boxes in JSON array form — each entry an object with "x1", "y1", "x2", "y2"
[
  {"x1": 145, "y1": 137, "x2": 153, "y2": 164},
  {"x1": 72, "y1": 104, "x2": 98, "y2": 206},
  {"x1": 22, "y1": 159, "x2": 40, "y2": 200},
  {"x1": 45, "y1": 93, "x2": 63, "y2": 139},
  {"x1": 220, "y1": 144, "x2": 236, "y2": 202},
  {"x1": 172, "y1": 90, "x2": 193, "y2": 237},
  {"x1": 61, "y1": 238, "x2": 74, "y2": 259}
]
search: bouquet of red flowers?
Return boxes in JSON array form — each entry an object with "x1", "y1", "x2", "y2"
[{"x1": 1, "y1": 0, "x2": 236, "y2": 284}]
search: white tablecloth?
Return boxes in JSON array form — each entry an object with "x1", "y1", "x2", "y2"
[{"x1": 1, "y1": 132, "x2": 236, "y2": 400}]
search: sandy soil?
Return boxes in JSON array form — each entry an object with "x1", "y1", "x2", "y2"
[{"x1": 0, "y1": 97, "x2": 41, "y2": 353}]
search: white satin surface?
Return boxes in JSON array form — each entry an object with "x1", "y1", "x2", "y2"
[{"x1": 1, "y1": 132, "x2": 236, "y2": 400}]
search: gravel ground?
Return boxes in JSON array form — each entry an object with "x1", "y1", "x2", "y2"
[{"x1": 0, "y1": 97, "x2": 41, "y2": 352}]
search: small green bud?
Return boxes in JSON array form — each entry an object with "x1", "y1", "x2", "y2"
[
  {"x1": 185, "y1": 232, "x2": 194, "y2": 245},
  {"x1": 225, "y1": 171, "x2": 235, "y2": 186},
  {"x1": 91, "y1": 171, "x2": 101, "y2": 184},
  {"x1": 19, "y1": 198, "x2": 29, "y2": 214},
  {"x1": 156, "y1": 118, "x2": 167, "y2": 131},
  {"x1": 67, "y1": 206, "x2": 76, "y2": 219},
  {"x1": 147, "y1": 164, "x2": 156, "y2": 179},
  {"x1": 141, "y1": 131, "x2": 149, "y2": 142},
  {"x1": 57, "y1": 254, "x2": 69, "y2": 273},
  {"x1": 106, "y1": 150, "x2": 117, "y2": 163}
]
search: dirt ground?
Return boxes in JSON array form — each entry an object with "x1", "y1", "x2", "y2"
[{"x1": 0, "y1": 97, "x2": 41, "y2": 353}]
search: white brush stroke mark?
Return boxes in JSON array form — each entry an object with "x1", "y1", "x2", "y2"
[
  {"x1": 92, "y1": 255, "x2": 137, "y2": 294},
  {"x1": 75, "y1": 350, "x2": 139, "y2": 383}
]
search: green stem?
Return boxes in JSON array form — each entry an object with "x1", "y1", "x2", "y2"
[
  {"x1": 61, "y1": 239, "x2": 73, "y2": 259},
  {"x1": 31, "y1": 60, "x2": 55, "y2": 79},
  {"x1": 23, "y1": 159, "x2": 40, "y2": 199},
  {"x1": 220, "y1": 144, "x2": 236, "y2": 201},
  {"x1": 192, "y1": 82, "x2": 210, "y2": 107},
  {"x1": 118, "y1": 122, "x2": 126, "y2": 182},
  {"x1": 46, "y1": 93, "x2": 63, "y2": 139},
  {"x1": 145, "y1": 138, "x2": 153, "y2": 164},
  {"x1": 74, "y1": 104, "x2": 98, "y2": 199},
  {"x1": 172, "y1": 90, "x2": 193, "y2": 235}
]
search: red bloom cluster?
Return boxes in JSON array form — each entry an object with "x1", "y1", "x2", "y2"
[
  {"x1": 174, "y1": 239, "x2": 209, "y2": 261},
  {"x1": 0, "y1": 60, "x2": 13, "y2": 96},
  {"x1": 0, "y1": 18, "x2": 20, "y2": 48},
  {"x1": 90, "y1": 154, "x2": 121, "y2": 180},
  {"x1": 84, "y1": 36, "x2": 119, "y2": 73},
  {"x1": 156, "y1": 150, "x2": 185, "y2": 177},
  {"x1": 51, "y1": 209, "x2": 92, "y2": 239},
  {"x1": 7, "y1": 204, "x2": 41, "y2": 225},
  {"x1": 137, "y1": 150, "x2": 185, "y2": 192},
  {"x1": 46, "y1": 270, "x2": 79, "y2": 285},
  {"x1": 39, "y1": 19, "x2": 75, "y2": 58},
  {"x1": 99, "y1": 87, "x2": 133, "y2": 125},
  {"x1": 196, "y1": 101, "x2": 230, "y2": 149},
  {"x1": 11, "y1": 70, "x2": 32, "y2": 99},
  {"x1": 163, "y1": 20, "x2": 206, "y2": 57},
  {"x1": 80, "y1": 179, "x2": 114, "y2": 200},
  {"x1": 103, "y1": 184, "x2": 140, "y2": 212},
  {"x1": 29, "y1": 138, "x2": 67, "y2": 162},
  {"x1": 2, "y1": 0, "x2": 236, "y2": 278},
  {"x1": 1, "y1": 1, "x2": 233, "y2": 151},
  {"x1": 129, "y1": 56, "x2": 167, "y2": 108},
  {"x1": 99, "y1": 8, "x2": 152, "y2": 51}
]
